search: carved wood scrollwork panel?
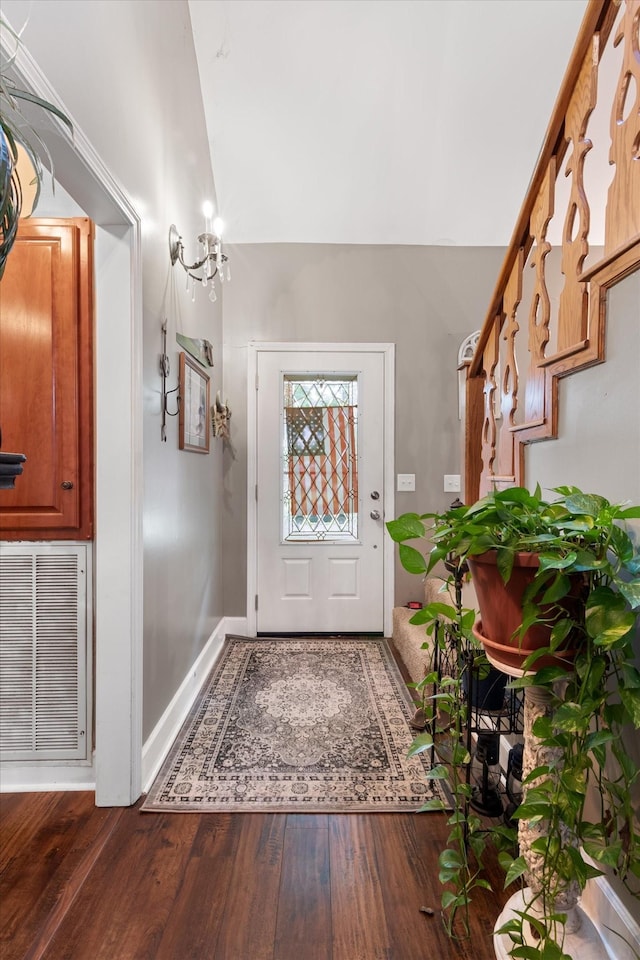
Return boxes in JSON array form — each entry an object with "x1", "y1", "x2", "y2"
[
  {"x1": 479, "y1": 323, "x2": 500, "y2": 497},
  {"x1": 525, "y1": 164, "x2": 554, "y2": 426},
  {"x1": 496, "y1": 250, "x2": 524, "y2": 483},
  {"x1": 465, "y1": 1, "x2": 639, "y2": 503},
  {"x1": 605, "y1": 0, "x2": 640, "y2": 256},
  {"x1": 558, "y1": 35, "x2": 599, "y2": 352}
]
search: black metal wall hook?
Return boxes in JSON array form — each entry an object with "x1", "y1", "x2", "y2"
[{"x1": 160, "y1": 320, "x2": 180, "y2": 442}]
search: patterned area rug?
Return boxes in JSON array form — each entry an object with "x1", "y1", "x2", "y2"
[{"x1": 142, "y1": 635, "x2": 451, "y2": 813}]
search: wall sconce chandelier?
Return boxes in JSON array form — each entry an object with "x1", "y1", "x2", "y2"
[{"x1": 169, "y1": 212, "x2": 230, "y2": 302}]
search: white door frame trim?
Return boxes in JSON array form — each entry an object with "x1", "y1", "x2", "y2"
[
  {"x1": 247, "y1": 342, "x2": 395, "y2": 638},
  {"x1": 4, "y1": 34, "x2": 143, "y2": 805}
]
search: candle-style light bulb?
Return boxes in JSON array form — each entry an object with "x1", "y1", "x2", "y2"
[
  {"x1": 213, "y1": 217, "x2": 224, "y2": 238},
  {"x1": 202, "y1": 201, "x2": 214, "y2": 234}
]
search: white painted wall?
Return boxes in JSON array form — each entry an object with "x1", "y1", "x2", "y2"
[
  {"x1": 3, "y1": 0, "x2": 225, "y2": 753},
  {"x1": 190, "y1": 0, "x2": 588, "y2": 245}
]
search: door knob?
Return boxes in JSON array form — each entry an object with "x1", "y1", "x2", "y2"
[
  {"x1": 370, "y1": 490, "x2": 380, "y2": 500},
  {"x1": 370, "y1": 510, "x2": 381, "y2": 521},
  {"x1": 61, "y1": 480, "x2": 74, "y2": 490}
]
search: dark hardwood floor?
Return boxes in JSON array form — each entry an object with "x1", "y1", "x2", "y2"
[
  {"x1": 0, "y1": 642, "x2": 512, "y2": 958},
  {"x1": 0, "y1": 791, "x2": 510, "y2": 959}
]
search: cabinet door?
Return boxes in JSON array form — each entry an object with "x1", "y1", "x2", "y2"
[{"x1": 0, "y1": 218, "x2": 94, "y2": 540}]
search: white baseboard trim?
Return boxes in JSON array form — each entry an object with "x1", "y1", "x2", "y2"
[
  {"x1": 0, "y1": 762, "x2": 95, "y2": 793},
  {"x1": 224, "y1": 616, "x2": 249, "y2": 637},
  {"x1": 581, "y1": 864, "x2": 640, "y2": 960},
  {"x1": 141, "y1": 617, "x2": 237, "y2": 792}
]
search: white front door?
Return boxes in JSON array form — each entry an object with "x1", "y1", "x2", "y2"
[{"x1": 250, "y1": 344, "x2": 393, "y2": 635}]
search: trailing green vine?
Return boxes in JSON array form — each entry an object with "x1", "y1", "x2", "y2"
[
  {"x1": 404, "y1": 590, "x2": 518, "y2": 939},
  {"x1": 388, "y1": 486, "x2": 640, "y2": 956}
]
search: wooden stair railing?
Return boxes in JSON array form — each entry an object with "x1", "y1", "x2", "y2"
[{"x1": 465, "y1": 0, "x2": 640, "y2": 503}]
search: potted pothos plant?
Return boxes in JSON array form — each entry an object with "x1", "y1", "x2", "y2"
[
  {"x1": 1, "y1": 14, "x2": 72, "y2": 277},
  {"x1": 387, "y1": 485, "x2": 640, "y2": 958}
]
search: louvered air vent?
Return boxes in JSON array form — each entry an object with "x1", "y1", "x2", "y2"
[{"x1": 0, "y1": 545, "x2": 89, "y2": 761}]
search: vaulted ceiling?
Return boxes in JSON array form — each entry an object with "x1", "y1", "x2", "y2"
[{"x1": 189, "y1": 0, "x2": 588, "y2": 246}]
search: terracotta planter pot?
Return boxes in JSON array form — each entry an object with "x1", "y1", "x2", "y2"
[
  {"x1": 467, "y1": 550, "x2": 582, "y2": 649},
  {"x1": 472, "y1": 620, "x2": 578, "y2": 674},
  {"x1": 467, "y1": 551, "x2": 584, "y2": 673}
]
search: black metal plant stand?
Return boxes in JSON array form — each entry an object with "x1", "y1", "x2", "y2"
[{"x1": 427, "y1": 561, "x2": 524, "y2": 823}]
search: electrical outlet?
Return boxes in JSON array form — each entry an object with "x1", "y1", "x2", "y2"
[
  {"x1": 444, "y1": 474, "x2": 461, "y2": 493},
  {"x1": 397, "y1": 474, "x2": 415, "y2": 492}
]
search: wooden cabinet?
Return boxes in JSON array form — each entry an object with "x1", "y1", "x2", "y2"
[{"x1": 0, "y1": 218, "x2": 94, "y2": 540}]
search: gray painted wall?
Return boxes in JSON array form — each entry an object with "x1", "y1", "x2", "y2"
[
  {"x1": 527, "y1": 271, "x2": 640, "y2": 503},
  {"x1": 221, "y1": 243, "x2": 506, "y2": 615},
  {"x1": 528, "y1": 270, "x2": 640, "y2": 913}
]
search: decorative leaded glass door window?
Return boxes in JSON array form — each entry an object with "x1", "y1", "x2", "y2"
[{"x1": 282, "y1": 375, "x2": 358, "y2": 541}]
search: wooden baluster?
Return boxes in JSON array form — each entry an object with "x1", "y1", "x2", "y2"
[
  {"x1": 558, "y1": 37, "x2": 599, "y2": 353},
  {"x1": 496, "y1": 251, "x2": 524, "y2": 485},
  {"x1": 525, "y1": 163, "x2": 555, "y2": 424},
  {"x1": 605, "y1": 0, "x2": 640, "y2": 257},
  {"x1": 479, "y1": 323, "x2": 500, "y2": 497}
]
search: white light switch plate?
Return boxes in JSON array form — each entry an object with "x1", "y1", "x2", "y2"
[
  {"x1": 444, "y1": 474, "x2": 461, "y2": 492},
  {"x1": 397, "y1": 474, "x2": 415, "y2": 492}
]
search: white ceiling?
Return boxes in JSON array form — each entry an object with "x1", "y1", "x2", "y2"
[{"x1": 189, "y1": 0, "x2": 588, "y2": 246}]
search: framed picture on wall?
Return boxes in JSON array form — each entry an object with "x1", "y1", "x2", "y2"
[{"x1": 179, "y1": 352, "x2": 210, "y2": 453}]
